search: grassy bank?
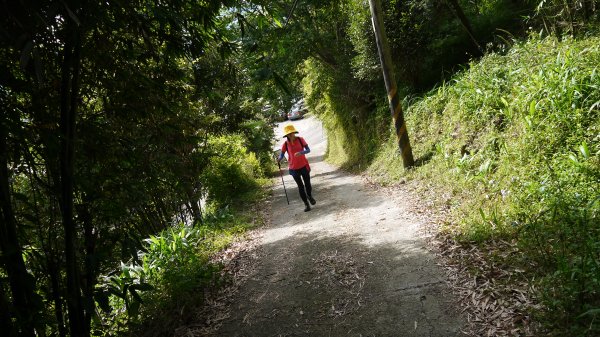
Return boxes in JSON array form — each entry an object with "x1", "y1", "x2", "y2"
[{"x1": 365, "y1": 35, "x2": 599, "y2": 335}]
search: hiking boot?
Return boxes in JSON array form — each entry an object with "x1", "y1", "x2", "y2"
[
  {"x1": 308, "y1": 196, "x2": 316, "y2": 205},
  {"x1": 304, "y1": 203, "x2": 311, "y2": 212}
]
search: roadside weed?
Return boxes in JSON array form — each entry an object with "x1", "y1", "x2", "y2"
[{"x1": 95, "y1": 206, "x2": 256, "y2": 335}]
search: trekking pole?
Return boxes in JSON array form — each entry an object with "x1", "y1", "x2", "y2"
[{"x1": 276, "y1": 157, "x2": 290, "y2": 205}]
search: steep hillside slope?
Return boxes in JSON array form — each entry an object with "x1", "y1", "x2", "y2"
[{"x1": 368, "y1": 35, "x2": 599, "y2": 335}]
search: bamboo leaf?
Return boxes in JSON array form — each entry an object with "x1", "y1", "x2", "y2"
[
  {"x1": 130, "y1": 283, "x2": 154, "y2": 292},
  {"x1": 578, "y1": 308, "x2": 600, "y2": 318},
  {"x1": 95, "y1": 291, "x2": 112, "y2": 313},
  {"x1": 479, "y1": 208, "x2": 486, "y2": 221},
  {"x1": 272, "y1": 71, "x2": 291, "y2": 95},
  {"x1": 129, "y1": 288, "x2": 143, "y2": 304},
  {"x1": 529, "y1": 101, "x2": 536, "y2": 115},
  {"x1": 579, "y1": 141, "x2": 590, "y2": 159},
  {"x1": 568, "y1": 153, "x2": 578, "y2": 163},
  {"x1": 62, "y1": 3, "x2": 81, "y2": 26}
]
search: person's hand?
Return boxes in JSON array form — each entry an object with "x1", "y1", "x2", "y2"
[{"x1": 294, "y1": 152, "x2": 302, "y2": 157}]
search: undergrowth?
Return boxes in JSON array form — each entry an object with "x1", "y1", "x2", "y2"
[
  {"x1": 93, "y1": 132, "x2": 271, "y2": 336},
  {"x1": 368, "y1": 35, "x2": 600, "y2": 335},
  {"x1": 93, "y1": 204, "x2": 263, "y2": 337}
]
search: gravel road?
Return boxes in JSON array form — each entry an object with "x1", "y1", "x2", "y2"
[{"x1": 212, "y1": 115, "x2": 465, "y2": 336}]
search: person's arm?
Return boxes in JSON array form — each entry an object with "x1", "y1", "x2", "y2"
[
  {"x1": 295, "y1": 138, "x2": 310, "y2": 156},
  {"x1": 298, "y1": 144, "x2": 310, "y2": 155},
  {"x1": 277, "y1": 143, "x2": 286, "y2": 162}
]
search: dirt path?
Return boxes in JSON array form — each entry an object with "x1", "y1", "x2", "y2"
[{"x1": 212, "y1": 116, "x2": 465, "y2": 336}]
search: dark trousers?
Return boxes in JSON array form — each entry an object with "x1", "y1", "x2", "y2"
[{"x1": 289, "y1": 166, "x2": 312, "y2": 204}]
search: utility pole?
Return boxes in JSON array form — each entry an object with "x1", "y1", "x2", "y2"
[{"x1": 368, "y1": 0, "x2": 415, "y2": 168}]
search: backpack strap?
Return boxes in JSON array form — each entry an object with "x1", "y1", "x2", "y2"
[
  {"x1": 285, "y1": 137, "x2": 306, "y2": 155},
  {"x1": 298, "y1": 137, "x2": 305, "y2": 147}
]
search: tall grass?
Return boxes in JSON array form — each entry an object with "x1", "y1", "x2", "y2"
[
  {"x1": 369, "y1": 35, "x2": 599, "y2": 335},
  {"x1": 529, "y1": 0, "x2": 600, "y2": 36}
]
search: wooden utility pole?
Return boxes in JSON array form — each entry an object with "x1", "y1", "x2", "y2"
[{"x1": 368, "y1": 0, "x2": 414, "y2": 168}]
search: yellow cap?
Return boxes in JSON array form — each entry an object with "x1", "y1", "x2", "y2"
[{"x1": 282, "y1": 124, "x2": 299, "y2": 138}]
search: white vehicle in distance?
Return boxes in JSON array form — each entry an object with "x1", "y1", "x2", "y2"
[{"x1": 287, "y1": 99, "x2": 308, "y2": 120}]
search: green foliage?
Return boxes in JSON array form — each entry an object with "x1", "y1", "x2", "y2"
[
  {"x1": 302, "y1": 57, "x2": 390, "y2": 170},
  {"x1": 2, "y1": 0, "x2": 598, "y2": 336},
  {"x1": 300, "y1": 0, "x2": 535, "y2": 170},
  {"x1": 201, "y1": 134, "x2": 263, "y2": 206},
  {"x1": 346, "y1": 0, "x2": 530, "y2": 91},
  {"x1": 95, "y1": 206, "x2": 255, "y2": 336},
  {"x1": 519, "y1": 168, "x2": 599, "y2": 336},
  {"x1": 529, "y1": 0, "x2": 600, "y2": 36},
  {"x1": 369, "y1": 35, "x2": 600, "y2": 334},
  {"x1": 239, "y1": 116, "x2": 277, "y2": 168},
  {"x1": 0, "y1": 1, "x2": 275, "y2": 336},
  {"x1": 96, "y1": 263, "x2": 152, "y2": 331}
]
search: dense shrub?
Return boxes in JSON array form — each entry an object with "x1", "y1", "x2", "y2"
[
  {"x1": 202, "y1": 134, "x2": 263, "y2": 206},
  {"x1": 239, "y1": 118, "x2": 276, "y2": 169},
  {"x1": 303, "y1": 0, "x2": 532, "y2": 170},
  {"x1": 528, "y1": 0, "x2": 600, "y2": 35},
  {"x1": 95, "y1": 207, "x2": 253, "y2": 336}
]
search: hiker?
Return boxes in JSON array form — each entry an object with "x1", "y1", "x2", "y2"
[{"x1": 277, "y1": 124, "x2": 316, "y2": 212}]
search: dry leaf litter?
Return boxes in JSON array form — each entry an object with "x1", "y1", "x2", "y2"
[{"x1": 364, "y1": 176, "x2": 544, "y2": 337}]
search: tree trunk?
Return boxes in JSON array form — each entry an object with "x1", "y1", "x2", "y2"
[
  {"x1": 186, "y1": 188, "x2": 203, "y2": 226},
  {"x1": 446, "y1": 0, "x2": 483, "y2": 56},
  {"x1": 191, "y1": 201, "x2": 203, "y2": 226},
  {"x1": 79, "y1": 201, "x2": 97, "y2": 334},
  {"x1": 0, "y1": 284, "x2": 16, "y2": 337},
  {"x1": 23, "y1": 146, "x2": 67, "y2": 337},
  {"x1": 155, "y1": 197, "x2": 170, "y2": 229},
  {"x1": 59, "y1": 21, "x2": 87, "y2": 337},
  {"x1": 48, "y1": 254, "x2": 67, "y2": 337},
  {"x1": 0, "y1": 115, "x2": 37, "y2": 337}
]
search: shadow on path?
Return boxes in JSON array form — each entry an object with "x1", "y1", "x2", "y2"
[
  {"x1": 204, "y1": 116, "x2": 465, "y2": 336},
  {"x1": 213, "y1": 233, "x2": 463, "y2": 337}
]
